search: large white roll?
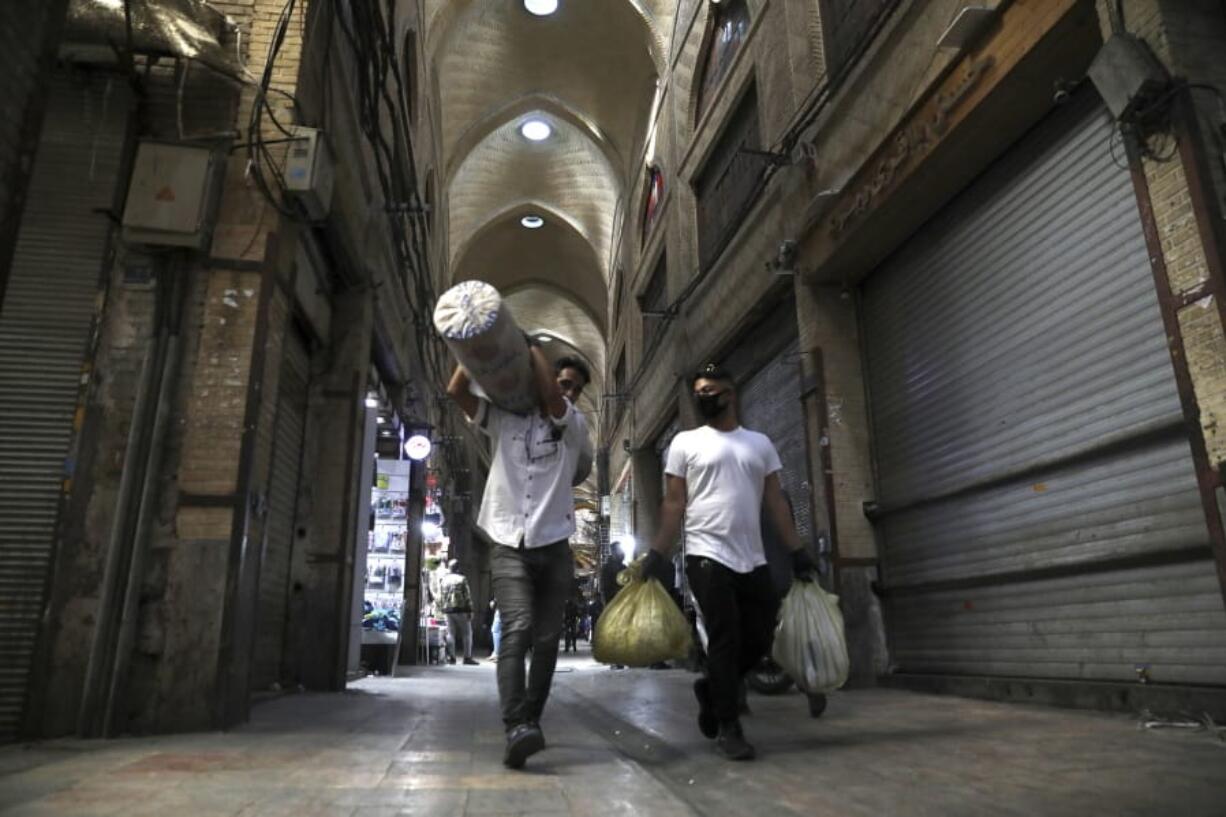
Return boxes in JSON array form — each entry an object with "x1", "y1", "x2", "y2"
[{"x1": 433, "y1": 280, "x2": 537, "y2": 415}]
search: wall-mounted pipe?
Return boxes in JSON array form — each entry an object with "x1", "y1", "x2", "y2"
[{"x1": 77, "y1": 290, "x2": 163, "y2": 737}]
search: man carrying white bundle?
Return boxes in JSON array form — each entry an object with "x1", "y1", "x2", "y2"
[{"x1": 446, "y1": 343, "x2": 592, "y2": 769}]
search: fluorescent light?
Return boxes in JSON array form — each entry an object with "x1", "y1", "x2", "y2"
[
  {"x1": 365, "y1": 396, "x2": 379, "y2": 408},
  {"x1": 521, "y1": 215, "x2": 544, "y2": 229},
  {"x1": 524, "y1": 0, "x2": 558, "y2": 15},
  {"x1": 520, "y1": 119, "x2": 552, "y2": 141}
]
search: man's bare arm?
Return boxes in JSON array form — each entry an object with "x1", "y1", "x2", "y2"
[
  {"x1": 530, "y1": 345, "x2": 567, "y2": 419},
  {"x1": 650, "y1": 475, "x2": 687, "y2": 556},
  {"x1": 446, "y1": 365, "x2": 479, "y2": 420},
  {"x1": 763, "y1": 472, "x2": 804, "y2": 552}
]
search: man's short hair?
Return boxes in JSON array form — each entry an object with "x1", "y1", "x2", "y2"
[
  {"x1": 690, "y1": 362, "x2": 733, "y2": 390},
  {"x1": 554, "y1": 355, "x2": 591, "y2": 387}
]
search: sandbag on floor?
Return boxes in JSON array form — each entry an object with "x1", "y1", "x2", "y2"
[{"x1": 433, "y1": 280, "x2": 536, "y2": 415}]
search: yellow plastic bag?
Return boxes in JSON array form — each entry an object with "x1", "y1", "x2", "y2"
[
  {"x1": 771, "y1": 581, "x2": 849, "y2": 694},
  {"x1": 593, "y1": 566, "x2": 691, "y2": 667}
]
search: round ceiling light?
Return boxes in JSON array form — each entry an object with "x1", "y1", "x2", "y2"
[
  {"x1": 520, "y1": 119, "x2": 552, "y2": 141},
  {"x1": 524, "y1": 0, "x2": 559, "y2": 15},
  {"x1": 404, "y1": 433, "x2": 432, "y2": 461},
  {"x1": 521, "y1": 215, "x2": 544, "y2": 229}
]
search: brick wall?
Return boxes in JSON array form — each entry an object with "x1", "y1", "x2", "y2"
[{"x1": 1120, "y1": 0, "x2": 1226, "y2": 470}]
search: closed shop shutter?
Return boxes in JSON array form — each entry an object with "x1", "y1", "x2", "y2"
[
  {"x1": 0, "y1": 74, "x2": 130, "y2": 740},
  {"x1": 252, "y1": 327, "x2": 310, "y2": 690},
  {"x1": 862, "y1": 91, "x2": 1226, "y2": 686},
  {"x1": 728, "y1": 299, "x2": 814, "y2": 554}
]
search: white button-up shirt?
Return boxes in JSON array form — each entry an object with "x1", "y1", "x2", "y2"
[{"x1": 473, "y1": 398, "x2": 592, "y2": 548}]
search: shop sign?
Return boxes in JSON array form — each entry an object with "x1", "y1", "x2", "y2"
[
  {"x1": 829, "y1": 55, "x2": 994, "y2": 238},
  {"x1": 376, "y1": 474, "x2": 390, "y2": 490},
  {"x1": 805, "y1": 0, "x2": 1082, "y2": 269}
]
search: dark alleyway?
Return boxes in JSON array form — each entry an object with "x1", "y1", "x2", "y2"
[{"x1": 3, "y1": 648, "x2": 1224, "y2": 817}]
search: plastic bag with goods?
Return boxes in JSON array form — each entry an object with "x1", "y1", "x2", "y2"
[
  {"x1": 771, "y1": 580, "x2": 849, "y2": 694},
  {"x1": 593, "y1": 562, "x2": 692, "y2": 667}
]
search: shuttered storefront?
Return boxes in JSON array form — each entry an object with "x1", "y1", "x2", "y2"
[
  {"x1": 0, "y1": 74, "x2": 130, "y2": 740},
  {"x1": 729, "y1": 302, "x2": 815, "y2": 571},
  {"x1": 252, "y1": 327, "x2": 310, "y2": 691},
  {"x1": 862, "y1": 92, "x2": 1226, "y2": 686}
]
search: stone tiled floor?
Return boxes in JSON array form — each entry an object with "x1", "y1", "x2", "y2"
[{"x1": 3, "y1": 646, "x2": 1225, "y2": 816}]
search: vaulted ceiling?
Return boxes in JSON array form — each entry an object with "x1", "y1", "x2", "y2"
[{"x1": 429, "y1": 0, "x2": 674, "y2": 408}]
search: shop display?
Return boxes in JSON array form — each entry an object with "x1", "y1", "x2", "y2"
[{"x1": 363, "y1": 460, "x2": 411, "y2": 642}]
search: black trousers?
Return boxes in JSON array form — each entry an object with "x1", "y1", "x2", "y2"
[
  {"x1": 686, "y1": 556, "x2": 780, "y2": 723},
  {"x1": 491, "y1": 540, "x2": 573, "y2": 728}
]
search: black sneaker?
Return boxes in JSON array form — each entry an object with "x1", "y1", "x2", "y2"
[
  {"x1": 463, "y1": 658, "x2": 479, "y2": 666},
  {"x1": 693, "y1": 678, "x2": 718, "y2": 739},
  {"x1": 716, "y1": 721, "x2": 756, "y2": 761},
  {"x1": 503, "y1": 723, "x2": 545, "y2": 769}
]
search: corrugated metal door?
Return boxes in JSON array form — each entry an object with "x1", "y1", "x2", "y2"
[
  {"x1": 738, "y1": 338, "x2": 813, "y2": 550},
  {"x1": 862, "y1": 91, "x2": 1226, "y2": 686},
  {"x1": 737, "y1": 333, "x2": 815, "y2": 596},
  {"x1": 0, "y1": 74, "x2": 130, "y2": 740},
  {"x1": 252, "y1": 327, "x2": 310, "y2": 691}
]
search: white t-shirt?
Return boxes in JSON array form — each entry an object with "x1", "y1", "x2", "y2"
[
  {"x1": 473, "y1": 397, "x2": 593, "y2": 548},
  {"x1": 664, "y1": 425, "x2": 783, "y2": 573}
]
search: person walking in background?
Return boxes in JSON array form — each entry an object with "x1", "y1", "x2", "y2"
[
  {"x1": 489, "y1": 597, "x2": 501, "y2": 662},
  {"x1": 446, "y1": 345, "x2": 592, "y2": 769},
  {"x1": 642, "y1": 363, "x2": 817, "y2": 761},
  {"x1": 439, "y1": 560, "x2": 479, "y2": 666},
  {"x1": 562, "y1": 597, "x2": 579, "y2": 653},
  {"x1": 600, "y1": 548, "x2": 625, "y2": 607}
]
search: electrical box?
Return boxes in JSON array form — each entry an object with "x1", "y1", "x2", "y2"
[
  {"x1": 1087, "y1": 35, "x2": 1169, "y2": 122},
  {"x1": 122, "y1": 142, "x2": 219, "y2": 248},
  {"x1": 284, "y1": 126, "x2": 335, "y2": 221}
]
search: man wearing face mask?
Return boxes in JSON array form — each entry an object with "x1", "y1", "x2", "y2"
[{"x1": 642, "y1": 363, "x2": 817, "y2": 761}]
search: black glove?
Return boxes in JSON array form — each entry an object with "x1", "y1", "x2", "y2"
[
  {"x1": 791, "y1": 548, "x2": 818, "y2": 582},
  {"x1": 640, "y1": 548, "x2": 668, "y2": 583}
]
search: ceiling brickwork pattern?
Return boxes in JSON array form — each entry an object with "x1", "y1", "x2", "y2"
[{"x1": 431, "y1": 0, "x2": 671, "y2": 380}]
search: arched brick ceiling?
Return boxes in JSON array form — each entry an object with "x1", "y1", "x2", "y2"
[
  {"x1": 503, "y1": 285, "x2": 606, "y2": 422},
  {"x1": 431, "y1": 0, "x2": 670, "y2": 382},
  {"x1": 452, "y1": 209, "x2": 606, "y2": 335},
  {"x1": 428, "y1": 0, "x2": 670, "y2": 174},
  {"x1": 447, "y1": 116, "x2": 619, "y2": 281}
]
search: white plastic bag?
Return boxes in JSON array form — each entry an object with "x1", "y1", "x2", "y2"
[{"x1": 771, "y1": 581, "x2": 849, "y2": 694}]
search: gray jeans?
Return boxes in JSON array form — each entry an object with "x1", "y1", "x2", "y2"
[
  {"x1": 491, "y1": 540, "x2": 573, "y2": 729},
  {"x1": 444, "y1": 612, "x2": 473, "y2": 660}
]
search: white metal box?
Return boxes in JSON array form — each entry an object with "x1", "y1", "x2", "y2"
[
  {"x1": 122, "y1": 142, "x2": 217, "y2": 248},
  {"x1": 284, "y1": 126, "x2": 335, "y2": 221}
]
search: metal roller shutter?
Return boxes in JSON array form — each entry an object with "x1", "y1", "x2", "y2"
[
  {"x1": 0, "y1": 74, "x2": 130, "y2": 740},
  {"x1": 728, "y1": 299, "x2": 815, "y2": 555},
  {"x1": 737, "y1": 337, "x2": 813, "y2": 550},
  {"x1": 862, "y1": 91, "x2": 1226, "y2": 686},
  {"x1": 252, "y1": 328, "x2": 310, "y2": 691}
]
